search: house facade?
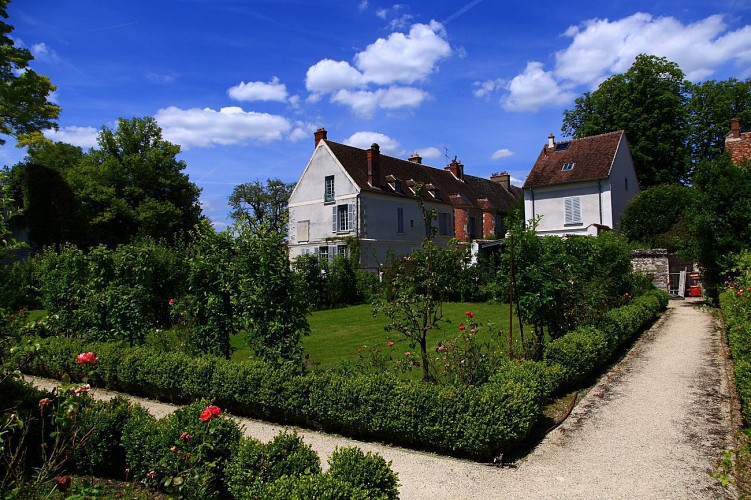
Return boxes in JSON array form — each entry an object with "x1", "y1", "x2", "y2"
[
  {"x1": 288, "y1": 129, "x2": 520, "y2": 270},
  {"x1": 522, "y1": 131, "x2": 640, "y2": 236},
  {"x1": 726, "y1": 117, "x2": 751, "y2": 164}
]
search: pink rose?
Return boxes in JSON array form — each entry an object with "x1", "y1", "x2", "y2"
[{"x1": 76, "y1": 352, "x2": 97, "y2": 364}]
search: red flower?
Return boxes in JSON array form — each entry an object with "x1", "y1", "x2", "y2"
[
  {"x1": 54, "y1": 475, "x2": 71, "y2": 492},
  {"x1": 437, "y1": 345, "x2": 445, "y2": 352},
  {"x1": 465, "y1": 311, "x2": 474, "y2": 318},
  {"x1": 459, "y1": 324, "x2": 465, "y2": 331},
  {"x1": 169, "y1": 298, "x2": 175, "y2": 305},
  {"x1": 470, "y1": 329, "x2": 475, "y2": 334},
  {"x1": 199, "y1": 405, "x2": 221, "y2": 421},
  {"x1": 387, "y1": 341, "x2": 394, "y2": 347},
  {"x1": 76, "y1": 352, "x2": 97, "y2": 364}
]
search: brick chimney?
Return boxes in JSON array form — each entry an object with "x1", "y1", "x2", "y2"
[
  {"x1": 548, "y1": 133, "x2": 555, "y2": 149},
  {"x1": 314, "y1": 128, "x2": 327, "y2": 147},
  {"x1": 490, "y1": 171, "x2": 511, "y2": 191},
  {"x1": 367, "y1": 143, "x2": 380, "y2": 186},
  {"x1": 445, "y1": 158, "x2": 464, "y2": 181},
  {"x1": 731, "y1": 117, "x2": 741, "y2": 139},
  {"x1": 408, "y1": 153, "x2": 422, "y2": 164}
]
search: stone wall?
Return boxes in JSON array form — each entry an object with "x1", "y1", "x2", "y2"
[{"x1": 631, "y1": 248, "x2": 669, "y2": 292}]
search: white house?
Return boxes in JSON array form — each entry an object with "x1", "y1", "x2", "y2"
[
  {"x1": 522, "y1": 131, "x2": 640, "y2": 236},
  {"x1": 288, "y1": 129, "x2": 521, "y2": 270}
]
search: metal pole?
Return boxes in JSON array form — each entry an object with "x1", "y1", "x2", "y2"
[{"x1": 509, "y1": 231, "x2": 514, "y2": 359}]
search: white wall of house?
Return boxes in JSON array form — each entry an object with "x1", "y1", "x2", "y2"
[
  {"x1": 288, "y1": 143, "x2": 360, "y2": 260},
  {"x1": 524, "y1": 181, "x2": 612, "y2": 236},
  {"x1": 609, "y1": 137, "x2": 641, "y2": 231}
]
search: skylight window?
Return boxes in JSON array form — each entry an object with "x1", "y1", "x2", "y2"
[
  {"x1": 561, "y1": 162, "x2": 575, "y2": 171},
  {"x1": 555, "y1": 143, "x2": 570, "y2": 151}
]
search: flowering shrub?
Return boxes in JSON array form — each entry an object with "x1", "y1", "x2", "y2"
[
  {"x1": 199, "y1": 405, "x2": 221, "y2": 421},
  {"x1": 76, "y1": 351, "x2": 97, "y2": 364}
]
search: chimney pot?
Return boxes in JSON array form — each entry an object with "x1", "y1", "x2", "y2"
[
  {"x1": 548, "y1": 133, "x2": 555, "y2": 149},
  {"x1": 314, "y1": 128, "x2": 327, "y2": 147},
  {"x1": 731, "y1": 117, "x2": 741, "y2": 139},
  {"x1": 444, "y1": 158, "x2": 464, "y2": 181},
  {"x1": 367, "y1": 143, "x2": 380, "y2": 186},
  {"x1": 408, "y1": 153, "x2": 422, "y2": 164},
  {"x1": 491, "y1": 171, "x2": 511, "y2": 191}
]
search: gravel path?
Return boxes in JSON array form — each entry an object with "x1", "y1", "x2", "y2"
[{"x1": 27, "y1": 298, "x2": 735, "y2": 499}]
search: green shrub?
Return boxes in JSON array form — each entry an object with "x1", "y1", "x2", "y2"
[
  {"x1": 121, "y1": 404, "x2": 162, "y2": 479},
  {"x1": 74, "y1": 396, "x2": 137, "y2": 478},
  {"x1": 224, "y1": 432, "x2": 320, "y2": 497},
  {"x1": 251, "y1": 474, "x2": 370, "y2": 499},
  {"x1": 544, "y1": 326, "x2": 609, "y2": 388},
  {"x1": 326, "y1": 447, "x2": 399, "y2": 500}
]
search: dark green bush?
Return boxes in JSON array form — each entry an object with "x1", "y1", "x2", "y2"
[
  {"x1": 543, "y1": 326, "x2": 609, "y2": 387},
  {"x1": 721, "y1": 287, "x2": 751, "y2": 423},
  {"x1": 224, "y1": 432, "x2": 320, "y2": 498},
  {"x1": 327, "y1": 446, "x2": 399, "y2": 500},
  {"x1": 74, "y1": 396, "x2": 137, "y2": 478},
  {"x1": 252, "y1": 474, "x2": 370, "y2": 499}
]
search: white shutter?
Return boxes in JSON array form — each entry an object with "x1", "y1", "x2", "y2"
[
  {"x1": 572, "y1": 197, "x2": 581, "y2": 224},
  {"x1": 347, "y1": 203, "x2": 355, "y2": 231},
  {"x1": 564, "y1": 196, "x2": 582, "y2": 225},
  {"x1": 332, "y1": 205, "x2": 338, "y2": 232}
]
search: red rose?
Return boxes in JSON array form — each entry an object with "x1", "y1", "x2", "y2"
[
  {"x1": 199, "y1": 405, "x2": 221, "y2": 421},
  {"x1": 76, "y1": 352, "x2": 97, "y2": 364},
  {"x1": 387, "y1": 341, "x2": 394, "y2": 347},
  {"x1": 465, "y1": 311, "x2": 474, "y2": 318},
  {"x1": 169, "y1": 298, "x2": 175, "y2": 305},
  {"x1": 459, "y1": 324, "x2": 465, "y2": 331}
]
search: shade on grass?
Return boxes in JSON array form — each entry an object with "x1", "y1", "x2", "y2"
[{"x1": 231, "y1": 302, "x2": 527, "y2": 369}]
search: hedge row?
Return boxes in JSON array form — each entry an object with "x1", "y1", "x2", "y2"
[
  {"x1": 19, "y1": 340, "x2": 544, "y2": 460},
  {"x1": 721, "y1": 289, "x2": 751, "y2": 423},
  {"x1": 18, "y1": 289, "x2": 667, "y2": 461},
  {"x1": 543, "y1": 289, "x2": 669, "y2": 389}
]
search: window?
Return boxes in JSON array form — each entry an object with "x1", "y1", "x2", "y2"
[
  {"x1": 397, "y1": 207, "x2": 405, "y2": 233},
  {"x1": 564, "y1": 196, "x2": 582, "y2": 225},
  {"x1": 324, "y1": 175, "x2": 335, "y2": 202},
  {"x1": 318, "y1": 246, "x2": 329, "y2": 262},
  {"x1": 494, "y1": 213, "x2": 504, "y2": 237},
  {"x1": 561, "y1": 162, "x2": 575, "y2": 171},
  {"x1": 301, "y1": 248, "x2": 310, "y2": 255},
  {"x1": 438, "y1": 212, "x2": 451, "y2": 236},
  {"x1": 337, "y1": 244, "x2": 348, "y2": 258},
  {"x1": 297, "y1": 220, "x2": 309, "y2": 242},
  {"x1": 332, "y1": 203, "x2": 354, "y2": 233},
  {"x1": 468, "y1": 216, "x2": 477, "y2": 239},
  {"x1": 555, "y1": 142, "x2": 570, "y2": 151}
]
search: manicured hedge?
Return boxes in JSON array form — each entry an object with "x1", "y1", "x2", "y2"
[
  {"x1": 20, "y1": 338, "x2": 544, "y2": 460},
  {"x1": 544, "y1": 289, "x2": 668, "y2": 389},
  {"x1": 19, "y1": 289, "x2": 667, "y2": 461},
  {"x1": 721, "y1": 290, "x2": 751, "y2": 423}
]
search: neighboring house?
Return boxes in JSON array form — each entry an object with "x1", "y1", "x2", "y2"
[
  {"x1": 522, "y1": 130, "x2": 640, "y2": 236},
  {"x1": 726, "y1": 117, "x2": 751, "y2": 164},
  {"x1": 288, "y1": 128, "x2": 521, "y2": 270}
]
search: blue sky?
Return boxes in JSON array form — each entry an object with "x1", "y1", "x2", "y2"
[{"x1": 4, "y1": 0, "x2": 751, "y2": 229}]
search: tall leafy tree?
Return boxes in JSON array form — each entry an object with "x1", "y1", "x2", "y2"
[
  {"x1": 228, "y1": 178, "x2": 295, "y2": 235},
  {"x1": 687, "y1": 78, "x2": 751, "y2": 163},
  {"x1": 562, "y1": 54, "x2": 690, "y2": 187},
  {"x1": 0, "y1": 0, "x2": 60, "y2": 145},
  {"x1": 67, "y1": 117, "x2": 203, "y2": 246},
  {"x1": 619, "y1": 184, "x2": 696, "y2": 251}
]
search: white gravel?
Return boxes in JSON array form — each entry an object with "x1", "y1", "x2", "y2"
[{"x1": 27, "y1": 298, "x2": 735, "y2": 499}]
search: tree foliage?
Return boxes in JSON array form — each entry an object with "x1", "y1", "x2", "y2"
[
  {"x1": 0, "y1": 0, "x2": 60, "y2": 145},
  {"x1": 688, "y1": 154, "x2": 751, "y2": 300},
  {"x1": 229, "y1": 179, "x2": 294, "y2": 235},
  {"x1": 562, "y1": 54, "x2": 690, "y2": 187},
  {"x1": 619, "y1": 184, "x2": 696, "y2": 251}
]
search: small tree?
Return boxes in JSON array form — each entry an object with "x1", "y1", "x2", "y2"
[{"x1": 228, "y1": 179, "x2": 295, "y2": 235}]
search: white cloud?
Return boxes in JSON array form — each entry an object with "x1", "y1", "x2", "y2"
[
  {"x1": 228, "y1": 77, "x2": 288, "y2": 102},
  {"x1": 146, "y1": 73, "x2": 176, "y2": 85},
  {"x1": 305, "y1": 21, "x2": 451, "y2": 115},
  {"x1": 155, "y1": 106, "x2": 292, "y2": 148},
  {"x1": 43, "y1": 126, "x2": 98, "y2": 148},
  {"x1": 358, "y1": 0, "x2": 368, "y2": 11},
  {"x1": 415, "y1": 146, "x2": 441, "y2": 160},
  {"x1": 305, "y1": 59, "x2": 363, "y2": 93},
  {"x1": 491, "y1": 148, "x2": 514, "y2": 160},
  {"x1": 502, "y1": 62, "x2": 575, "y2": 112},
  {"x1": 355, "y1": 21, "x2": 451, "y2": 85},
  {"x1": 343, "y1": 131, "x2": 401, "y2": 154},
  {"x1": 498, "y1": 12, "x2": 751, "y2": 112},
  {"x1": 473, "y1": 78, "x2": 505, "y2": 98},
  {"x1": 332, "y1": 86, "x2": 428, "y2": 117}
]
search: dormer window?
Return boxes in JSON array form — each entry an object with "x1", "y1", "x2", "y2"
[{"x1": 561, "y1": 162, "x2": 575, "y2": 171}]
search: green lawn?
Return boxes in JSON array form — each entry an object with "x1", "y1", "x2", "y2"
[{"x1": 231, "y1": 302, "x2": 528, "y2": 369}]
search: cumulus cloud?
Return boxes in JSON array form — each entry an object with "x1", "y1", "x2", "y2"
[
  {"x1": 491, "y1": 148, "x2": 514, "y2": 160},
  {"x1": 497, "y1": 12, "x2": 751, "y2": 112},
  {"x1": 44, "y1": 126, "x2": 98, "y2": 148},
  {"x1": 415, "y1": 146, "x2": 442, "y2": 160},
  {"x1": 228, "y1": 77, "x2": 289, "y2": 102},
  {"x1": 473, "y1": 78, "x2": 505, "y2": 98},
  {"x1": 154, "y1": 106, "x2": 292, "y2": 148},
  {"x1": 343, "y1": 131, "x2": 401, "y2": 154},
  {"x1": 332, "y1": 86, "x2": 429, "y2": 118},
  {"x1": 305, "y1": 21, "x2": 451, "y2": 115},
  {"x1": 502, "y1": 62, "x2": 575, "y2": 112}
]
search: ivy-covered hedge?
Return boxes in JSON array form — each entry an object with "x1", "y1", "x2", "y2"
[{"x1": 544, "y1": 289, "x2": 669, "y2": 389}]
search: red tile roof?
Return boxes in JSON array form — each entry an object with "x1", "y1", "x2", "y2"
[
  {"x1": 324, "y1": 140, "x2": 520, "y2": 212},
  {"x1": 523, "y1": 131, "x2": 625, "y2": 188}
]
